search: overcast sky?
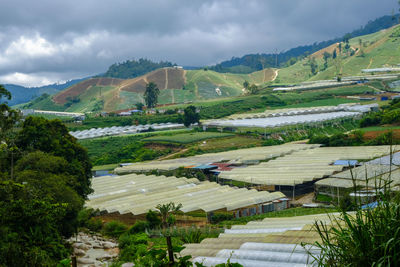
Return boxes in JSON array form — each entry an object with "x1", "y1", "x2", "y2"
[{"x1": 0, "y1": 0, "x2": 397, "y2": 87}]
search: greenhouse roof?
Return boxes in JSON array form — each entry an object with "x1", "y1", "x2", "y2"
[
  {"x1": 218, "y1": 146, "x2": 393, "y2": 186},
  {"x1": 115, "y1": 143, "x2": 318, "y2": 174},
  {"x1": 86, "y1": 173, "x2": 285, "y2": 215},
  {"x1": 182, "y1": 213, "x2": 346, "y2": 265}
]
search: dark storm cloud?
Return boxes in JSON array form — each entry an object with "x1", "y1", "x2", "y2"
[{"x1": 0, "y1": 0, "x2": 396, "y2": 86}]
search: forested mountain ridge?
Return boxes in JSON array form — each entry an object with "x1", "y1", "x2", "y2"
[{"x1": 102, "y1": 58, "x2": 177, "y2": 79}]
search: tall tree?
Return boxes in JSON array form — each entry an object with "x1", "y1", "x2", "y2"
[
  {"x1": 323, "y1": 52, "x2": 331, "y2": 70},
  {"x1": 183, "y1": 105, "x2": 200, "y2": 127},
  {"x1": 144, "y1": 82, "x2": 160, "y2": 108},
  {"x1": 155, "y1": 202, "x2": 182, "y2": 266}
]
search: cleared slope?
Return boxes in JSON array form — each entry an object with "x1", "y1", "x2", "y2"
[
  {"x1": 36, "y1": 67, "x2": 276, "y2": 112},
  {"x1": 276, "y1": 25, "x2": 400, "y2": 84}
]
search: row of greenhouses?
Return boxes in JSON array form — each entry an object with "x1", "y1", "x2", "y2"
[
  {"x1": 182, "y1": 213, "x2": 342, "y2": 266},
  {"x1": 218, "y1": 146, "x2": 393, "y2": 187},
  {"x1": 69, "y1": 122, "x2": 183, "y2": 139},
  {"x1": 204, "y1": 111, "x2": 359, "y2": 128},
  {"x1": 203, "y1": 104, "x2": 377, "y2": 128},
  {"x1": 114, "y1": 143, "x2": 318, "y2": 174},
  {"x1": 86, "y1": 173, "x2": 285, "y2": 216}
]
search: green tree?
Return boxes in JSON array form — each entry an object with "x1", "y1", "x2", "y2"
[
  {"x1": 309, "y1": 57, "x2": 318, "y2": 75},
  {"x1": 155, "y1": 202, "x2": 183, "y2": 266},
  {"x1": 323, "y1": 52, "x2": 331, "y2": 70},
  {"x1": 183, "y1": 105, "x2": 200, "y2": 127},
  {"x1": 135, "y1": 102, "x2": 144, "y2": 111},
  {"x1": 247, "y1": 84, "x2": 259, "y2": 95},
  {"x1": 0, "y1": 85, "x2": 21, "y2": 180},
  {"x1": 16, "y1": 116, "x2": 92, "y2": 198},
  {"x1": 14, "y1": 151, "x2": 84, "y2": 236},
  {"x1": 144, "y1": 82, "x2": 160, "y2": 108},
  {"x1": 243, "y1": 80, "x2": 249, "y2": 90}
]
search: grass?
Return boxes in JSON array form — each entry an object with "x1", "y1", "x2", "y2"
[
  {"x1": 217, "y1": 207, "x2": 338, "y2": 227},
  {"x1": 92, "y1": 163, "x2": 119, "y2": 171},
  {"x1": 316, "y1": 194, "x2": 333, "y2": 203},
  {"x1": 142, "y1": 132, "x2": 234, "y2": 144},
  {"x1": 359, "y1": 125, "x2": 400, "y2": 132}
]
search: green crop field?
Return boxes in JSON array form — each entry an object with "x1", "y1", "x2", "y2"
[{"x1": 142, "y1": 131, "x2": 234, "y2": 144}]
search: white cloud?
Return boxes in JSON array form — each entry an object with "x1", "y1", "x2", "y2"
[
  {"x1": 0, "y1": 72, "x2": 58, "y2": 87},
  {"x1": 5, "y1": 34, "x2": 57, "y2": 57},
  {"x1": 0, "y1": 0, "x2": 396, "y2": 87}
]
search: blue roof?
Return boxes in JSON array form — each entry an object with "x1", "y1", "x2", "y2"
[
  {"x1": 361, "y1": 201, "x2": 378, "y2": 209},
  {"x1": 333, "y1": 160, "x2": 358, "y2": 166},
  {"x1": 192, "y1": 164, "x2": 218, "y2": 170}
]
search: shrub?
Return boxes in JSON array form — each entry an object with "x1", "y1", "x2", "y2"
[
  {"x1": 102, "y1": 220, "x2": 128, "y2": 238},
  {"x1": 86, "y1": 217, "x2": 103, "y2": 232},
  {"x1": 210, "y1": 213, "x2": 234, "y2": 224},
  {"x1": 128, "y1": 221, "x2": 150, "y2": 234},
  {"x1": 146, "y1": 210, "x2": 161, "y2": 228}
]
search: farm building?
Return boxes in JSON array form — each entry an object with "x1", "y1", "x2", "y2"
[
  {"x1": 86, "y1": 173, "x2": 286, "y2": 222},
  {"x1": 181, "y1": 213, "x2": 345, "y2": 266}
]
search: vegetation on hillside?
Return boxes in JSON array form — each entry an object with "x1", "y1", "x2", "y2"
[
  {"x1": 103, "y1": 58, "x2": 175, "y2": 79},
  {"x1": 209, "y1": 14, "x2": 400, "y2": 73}
]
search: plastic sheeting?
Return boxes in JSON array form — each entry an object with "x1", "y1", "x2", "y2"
[
  {"x1": 86, "y1": 173, "x2": 284, "y2": 215},
  {"x1": 192, "y1": 257, "x2": 312, "y2": 267},
  {"x1": 205, "y1": 111, "x2": 359, "y2": 128},
  {"x1": 69, "y1": 122, "x2": 183, "y2": 139},
  {"x1": 215, "y1": 249, "x2": 314, "y2": 264}
]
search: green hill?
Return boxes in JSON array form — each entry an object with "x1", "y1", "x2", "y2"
[
  {"x1": 22, "y1": 67, "x2": 277, "y2": 112},
  {"x1": 276, "y1": 25, "x2": 400, "y2": 84},
  {"x1": 22, "y1": 25, "x2": 400, "y2": 113}
]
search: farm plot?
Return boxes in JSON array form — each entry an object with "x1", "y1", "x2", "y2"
[{"x1": 143, "y1": 132, "x2": 234, "y2": 144}]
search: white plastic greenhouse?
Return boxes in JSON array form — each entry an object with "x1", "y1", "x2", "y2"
[
  {"x1": 69, "y1": 122, "x2": 184, "y2": 139},
  {"x1": 86, "y1": 173, "x2": 285, "y2": 216},
  {"x1": 204, "y1": 104, "x2": 377, "y2": 128},
  {"x1": 218, "y1": 146, "x2": 393, "y2": 186},
  {"x1": 115, "y1": 143, "x2": 318, "y2": 174}
]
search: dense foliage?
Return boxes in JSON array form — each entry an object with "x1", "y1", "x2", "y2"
[
  {"x1": 103, "y1": 58, "x2": 175, "y2": 79},
  {"x1": 144, "y1": 82, "x2": 160, "y2": 108},
  {"x1": 0, "y1": 87, "x2": 92, "y2": 265},
  {"x1": 308, "y1": 182, "x2": 400, "y2": 266},
  {"x1": 0, "y1": 181, "x2": 69, "y2": 267},
  {"x1": 360, "y1": 98, "x2": 400, "y2": 127},
  {"x1": 183, "y1": 105, "x2": 200, "y2": 127},
  {"x1": 16, "y1": 116, "x2": 92, "y2": 198}
]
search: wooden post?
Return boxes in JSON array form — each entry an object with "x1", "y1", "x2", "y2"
[{"x1": 72, "y1": 256, "x2": 77, "y2": 267}]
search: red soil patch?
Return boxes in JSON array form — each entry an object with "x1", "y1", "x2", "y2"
[
  {"x1": 53, "y1": 77, "x2": 124, "y2": 104},
  {"x1": 363, "y1": 129, "x2": 400, "y2": 140},
  {"x1": 311, "y1": 43, "x2": 339, "y2": 59},
  {"x1": 120, "y1": 68, "x2": 185, "y2": 93}
]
